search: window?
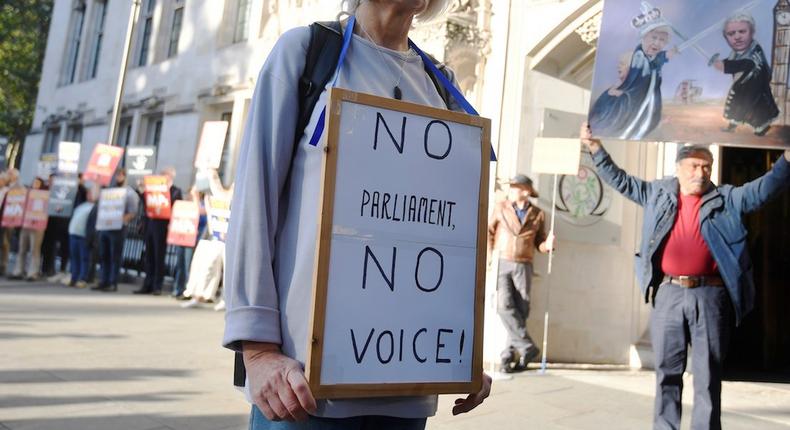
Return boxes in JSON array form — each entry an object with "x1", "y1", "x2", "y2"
[
  {"x1": 168, "y1": 1, "x2": 185, "y2": 58},
  {"x1": 86, "y1": 0, "x2": 107, "y2": 79},
  {"x1": 218, "y1": 112, "x2": 233, "y2": 186},
  {"x1": 43, "y1": 127, "x2": 61, "y2": 154},
  {"x1": 62, "y1": 1, "x2": 86, "y2": 84},
  {"x1": 233, "y1": 0, "x2": 252, "y2": 43},
  {"x1": 145, "y1": 116, "x2": 163, "y2": 147},
  {"x1": 118, "y1": 120, "x2": 133, "y2": 148},
  {"x1": 137, "y1": 0, "x2": 157, "y2": 66},
  {"x1": 66, "y1": 124, "x2": 83, "y2": 143}
]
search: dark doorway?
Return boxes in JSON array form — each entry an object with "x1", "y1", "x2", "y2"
[{"x1": 720, "y1": 147, "x2": 790, "y2": 382}]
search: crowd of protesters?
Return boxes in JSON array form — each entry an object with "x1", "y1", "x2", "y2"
[{"x1": 0, "y1": 165, "x2": 229, "y2": 310}]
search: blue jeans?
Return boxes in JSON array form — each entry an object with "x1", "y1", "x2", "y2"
[
  {"x1": 68, "y1": 235, "x2": 90, "y2": 282},
  {"x1": 172, "y1": 245, "x2": 195, "y2": 296},
  {"x1": 249, "y1": 406, "x2": 426, "y2": 430},
  {"x1": 98, "y1": 229, "x2": 125, "y2": 286}
]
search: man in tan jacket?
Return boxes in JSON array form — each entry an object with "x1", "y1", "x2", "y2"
[{"x1": 488, "y1": 174, "x2": 554, "y2": 373}]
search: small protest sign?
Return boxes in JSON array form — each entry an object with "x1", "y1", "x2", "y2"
[
  {"x1": 126, "y1": 146, "x2": 157, "y2": 177},
  {"x1": 58, "y1": 141, "x2": 81, "y2": 174},
  {"x1": 22, "y1": 190, "x2": 49, "y2": 231},
  {"x1": 305, "y1": 89, "x2": 490, "y2": 399},
  {"x1": 206, "y1": 195, "x2": 230, "y2": 241},
  {"x1": 194, "y1": 121, "x2": 229, "y2": 169},
  {"x1": 96, "y1": 188, "x2": 126, "y2": 231},
  {"x1": 144, "y1": 175, "x2": 171, "y2": 219},
  {"x1": 167, "y1": 200, "x2": 200, "y2": 247},
  {"x1": 84, "y1": 144, "x2": 124, "y2": 186},
  {"x1": 48, "y1": 176, "x2": 80, "y2": 217},
  {"x1": 37, "y1": 153, "x2": 57, "y2": 179},
  {"x1": 1, "y1": 188, "x2": 27, "y2": 228}
]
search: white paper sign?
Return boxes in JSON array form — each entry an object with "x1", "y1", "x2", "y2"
[
  {"x1": 96, "y1": 188, "x2": 127, "y2": 231},
  {"x1": 531, "y1": 137, "x2": 582, "y2": 175},
  {"x1": 58, "y1": 141, "x2": 81, "y2": 174},
  {"x1": 307, "y1": 89, "x2": 490, "y2": 398}
]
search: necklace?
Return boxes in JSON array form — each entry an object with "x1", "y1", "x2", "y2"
[{"x1": 356, "y1": 19, "x2": 409, "y2": 100}]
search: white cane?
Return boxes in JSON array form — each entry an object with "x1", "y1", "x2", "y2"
[{"x1": 539, "y1": 173, "x2": 558, "y2": 374}]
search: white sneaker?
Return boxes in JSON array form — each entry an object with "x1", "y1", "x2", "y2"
[
  {"x1": 213, "y1": 300, "x2": 226, "y2": 312},
  {"x1": 181, "y1": 298, "x2": 200, "y2": 309},
  {"x1": 60, "y1": 276, "x2": 72, "y2": 286},
  {"x1": 47, "y1": 274, "x2": 63, "y2": 283}
]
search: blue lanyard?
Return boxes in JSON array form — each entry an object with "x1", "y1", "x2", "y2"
[{"x1": 307, "y1": 16, "x2": 496, "y2": 162}]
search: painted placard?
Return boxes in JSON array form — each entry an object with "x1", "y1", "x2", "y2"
[
  {"x1": 194, "y1": 121, "x2": 229, "y2": 169},
  {"x1": 1, "y1": 188, "x2": 26, "y2": 228},
  {"x1": 84, "y1": 144, "x2": 124, "y2": 186},
  {"x1": 167, "y1": 200, "x2": 200, "y2": 247},
  {"x1": 206, "y1": 195, "x2": 230, "y2": 241},
  {"x1": 37, "y1": 153, "x2": 57, "y2": 179},
  {"x1": 306, "y1": 88, "x2": 490, "y2": 399},
  {"x1": 22, "y1": 190, "x2": 49, "y2": 231},
  {"x1": 143, "y1": 175, "x2": 172, "y2": 219},
  {"x1": 589, "y1": 0, "x2": 790, "y2": 148},
  {"x1": 48, "y1": 176, "x2": 79, "y2": 218},
  {"x1": 58, "y1": 141, "x2": 81, "y2": 174},
  {"x1": 126, "y1": 146, "x2": 157, "y2": 177},
  {"x1": 96, "y1": 188, "x2": 126, "y2": 231}
]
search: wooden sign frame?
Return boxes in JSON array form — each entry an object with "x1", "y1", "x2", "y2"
[{"x1": 306, "y1": 88, "x2": 490, "y2": 399}]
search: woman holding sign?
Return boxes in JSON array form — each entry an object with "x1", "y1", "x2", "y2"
[{"x1": 223, "y1": 0, "x2": 491, "y2": 428}]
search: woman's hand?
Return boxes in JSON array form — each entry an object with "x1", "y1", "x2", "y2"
[
  {"x1": 243, "y1": 342, "x2": 317, "y2": 422},
  {"x1": 452, "y1": 372, "x2": 492, "y2": 415}
]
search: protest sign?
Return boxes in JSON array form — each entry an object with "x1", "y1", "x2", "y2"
[
  {"x1": 194, "y1": 121, "x2": 228, "y2": 169},
  {"x1": 48, "y1": 176, "x2": 79, "y2": 218},
  {"x1": 22, "y1": 190, "x2": 49, "y2": 231},
  {"x1": 206, "y1": 195, "x2": 230, "y2": 241},
  {"x1": 83, "y1": 144, "x2": 124, "y2": 186},
  {"x1": 126, "y1": 146, "x2": 157, "y2": 178},
  {"x1": 589, "y1": 0, "x2": 788, "y2": 148},
  {"x1": 167, "y1": 200, "x2": 200, "y2": 247},
  {"x1": 305, "y1": 88, "x2": 490, "y2": 398},
  {"x1": 58, "y1": 141, "x2": 81, "y2": 174},
  {"x1": 96, "y1": 188, "x2": 126, "y2": 231},
  {"x1": 144, "y1": 175, "x2": 171, "y2": 219},
  {"x1": 37, "y1": 153, "x2": 57, "y2": 179},
  {"x1": 1, "y1": 188, "x2": 27, "y2": 228}
]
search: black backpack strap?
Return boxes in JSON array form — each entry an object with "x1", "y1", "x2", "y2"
[
  {"x1": 295, "y1": 21, "x2": 344, "y2": 142},
  {"x1": 422, "y1": 53, "x2": 455, "y2": 111}
]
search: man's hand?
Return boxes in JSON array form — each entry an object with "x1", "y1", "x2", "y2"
[
  {"x1": 452, "y1": 372, "x2": 492, "y2": 415},
  {"x1": 243, "y1": 341, "x2": 317, "y2": 422},
  {"x1": 580, "y1": 122, "x2": 602, "y2": 154},
  {"x1": 539, "y1": 231, "x2": 555, "y2": 253},
  {"x1": 712, "y1": 60, "x2": 724, "y2": 72}
]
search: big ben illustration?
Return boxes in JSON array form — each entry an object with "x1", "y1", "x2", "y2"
[{"x1": 772, "y1": 0, "x2": 790, "y2": 125}]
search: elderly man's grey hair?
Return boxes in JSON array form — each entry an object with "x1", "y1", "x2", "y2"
[
  {"x1": 341, "y1": 0, "x2": 450, "y2": 23},
  {"x1": 723, "y1": 11, "x2": 756, "y2": 36}
]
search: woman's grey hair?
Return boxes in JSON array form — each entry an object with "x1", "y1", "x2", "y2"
[
  {"x1": 340, "y1": 0, "x2": 450, "y2": 23},
  {"x1": 723, "y1": 12, "x2": 756, "y2": 36}
]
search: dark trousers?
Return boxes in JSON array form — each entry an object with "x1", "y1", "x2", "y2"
[
  {"x1": 250, "y1": 405, "x2": 427, "y2": 430},
  {"x1": 142, "y1": 220, "x2": 168, "y2": 293},
  {"x1": 496, "y1": 259, "x2": 538, "y2": 360},
  {"x1": 98, "y1": 229, "x2": 125, "y2": 287},
  {"x1": 68, "y1": 235, "x2": 90, "y2": 282},
  {"x1": 651, "y1": 283, "x2": 732, "y2": 430},
  {"x1": 42, "y1": 217, "x2": 70, "y2": 275}
]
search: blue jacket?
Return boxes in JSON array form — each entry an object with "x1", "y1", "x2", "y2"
[{"x1": 592, "y1": 148, "x2": 790, "y2": 324}]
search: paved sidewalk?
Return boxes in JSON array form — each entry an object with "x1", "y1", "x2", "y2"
[{"x1": 1, "y1": 281, "x2": 788, "y2": 429}]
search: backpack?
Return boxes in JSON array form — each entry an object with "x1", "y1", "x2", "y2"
[{"x1": 234, "y1": 21, "x2": 457, "y2": 388}]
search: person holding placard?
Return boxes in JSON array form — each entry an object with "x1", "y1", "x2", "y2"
[
  {"x1": 136, "y1": 167, "x2": 182, "y2": 295},
  {"x1": 11, "y1": 177, "x2": 46, "y2": 281},
  {"x1": 488, "y1": 174, "x2": 554, "y2": 373},
  {"x1": 222, "y1": 0, "x2": 491, "y2": 428},
  {"x1": 1, "y1": 169, "x2": 21, "y2": 276},
  {"x1": 67, "y1": 186, "x2": 97, "y2": 288},
  {"x1": 581, "y1": 123, "x2": 790, "y2": 429},
  {"x1": 92, "y1": 168, "x2": 140, "y2": 292}
]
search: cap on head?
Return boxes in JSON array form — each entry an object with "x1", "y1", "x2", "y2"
[
  {"x1": 676, "y1": 145, "x2": 713, "y2": 163},
  {"x1": 506, "y1": 174, "x2": 539, "y2": 198}
]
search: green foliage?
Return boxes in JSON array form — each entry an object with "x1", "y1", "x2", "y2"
[{"x1": 0, "y1": 0, "x2": 54, "y2": 158}]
